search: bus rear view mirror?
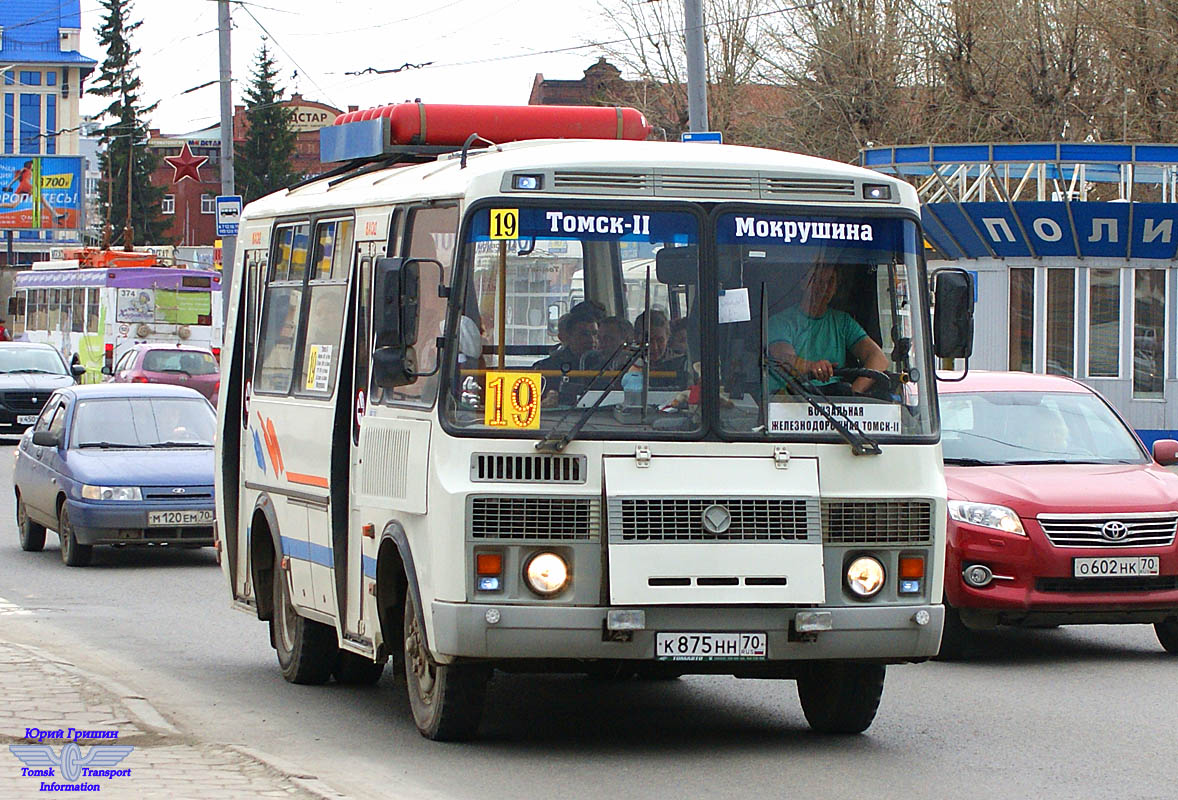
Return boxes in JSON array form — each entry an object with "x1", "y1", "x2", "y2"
[
  {"x1": 932, "y1": 268, "x2": 974, "y2": 360},
  {"x1": 655, "y1": 245, "x2": 698, "y2": 285},
  {"x1": 372, "y1": 257, "x2": 421, "y2": 388}
]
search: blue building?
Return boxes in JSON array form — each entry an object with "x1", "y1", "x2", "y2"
[
  {"x1": 864, "y1": 143, "x2": 1178, "y2": 445},
  {"x1": 0, "y1": 0, "x2": 96, "y2": 261}
]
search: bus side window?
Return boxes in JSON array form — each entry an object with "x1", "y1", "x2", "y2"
[
  {"x1": 254, "y1": 222, "x2": 310, "y2": 395},
  {"x1": 71, "y1": 289, "x2": 85, "y2": 333},
  {"x1": 378, "y1": 204, "x2": 457, "y2": 407},
  {"x1": 13, "y1": 291, "x2": 25, "y2": 336},
  {"x1": 296, "y1": 218, "x2": 353, "y2": 396},
  {"x1": 86, "y1": 288, "x2": 99, "y2": 332}
]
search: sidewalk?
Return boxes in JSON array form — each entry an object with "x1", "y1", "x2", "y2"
[{"x1": 0, "y1": 635, "x2": 345, "y2": 799}]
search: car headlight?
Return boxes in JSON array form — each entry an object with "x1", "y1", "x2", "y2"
[
  {"x1": 846, "y1": 556, "x2": 886, "y2": 598},
  {"x1": 81, "y1": 485, "x2": 142, "y2": 501},
  {"x1": 523, "y1": 552, "x2": 570, "y2": 597},
  {"x1": 948, "y1": 500, "x2": 1025, "y2": 535}
]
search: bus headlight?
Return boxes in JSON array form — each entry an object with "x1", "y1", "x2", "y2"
[
  {"x1": 81, "y1": 485, "x2": 142, "y2": 501},
  {"x1": 846, "y1": 556, "x2": 886, "y2": 598},
  {"x1": 524, "y1": 552, "x2": 570, "y2": 597}
]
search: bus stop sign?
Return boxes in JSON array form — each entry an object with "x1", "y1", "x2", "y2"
[{"x1": 216, "y1": 195, "x2": 242, "y2": 236}]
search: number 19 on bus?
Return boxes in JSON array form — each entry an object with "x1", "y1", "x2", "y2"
[{"x1": 484, "y1": 372, "x2": 541, "y2": 429}]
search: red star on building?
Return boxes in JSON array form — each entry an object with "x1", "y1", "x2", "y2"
[{"x1": 165, "y1": 142, "x2": 209, "y2": 184}]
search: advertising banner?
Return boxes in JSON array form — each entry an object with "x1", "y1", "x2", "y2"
[{"x1": 0, "y1": 156, "x2": 83, "y2": 230}]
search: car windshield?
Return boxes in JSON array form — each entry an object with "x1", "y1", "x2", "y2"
[
  {"x1": 443, "y1": 204, "x2": 702, "y2": 439},
  {"x1": 0, "y1": 348, "x2": 67, "y2": 375},
  {"x1": 714, "y1": 212, "x2": 934, "y2": 441},
  {"x1": 71, "y1": 397, "x2": 216, "y2": 448},
  {"x1": 142, "y1": 349, "x2": 218, "y2": 375},
  {"x1": 940, "y1": 390, "x2": 1146, "y2": 465}
]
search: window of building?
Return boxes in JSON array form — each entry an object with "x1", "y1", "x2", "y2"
[
  {"x1": 19, "y1": 94, "x2": 41, "y2": 154},
  {"x1": 1008, "y1": 268, "x2": 1035, "y2": 372},
  {"x1": 1133, "y1": 269, "x2": 1166, "y2": 399},
  {"x1": 45, "y1": 95, "x2": 56, "y2": 155},
  {"x1": 46, "y1": 72, "x2": 56, "y2": 87},
  {"x1": 4, "y1": 94, "x2": 14, "y2": 153},
  {"x1": 3, "y1": 71, "x2": 12, "y2": 85},
  {"x1": 162, "y1": 195, "x2": 175, "y2": 215},
  {"x1": 200, "y1": 194, "x2": 215, "y2": 214},
  {"x1": 1087, "y1": 269, "x2": 1120, "y2": 378},
  {"x1": 1046, "y1": 268, "x2": 1075, "y2": 377},
  {"x1": 19, "y1": 72, "x2": 41, "y2": 86}
]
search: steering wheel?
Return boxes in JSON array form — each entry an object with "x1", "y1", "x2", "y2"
[{"x1": 834, "y1": 367, "x2": 900, "y2": 400}]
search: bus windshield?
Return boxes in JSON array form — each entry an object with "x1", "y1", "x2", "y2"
[
  {"x1": 714, "y1": 212, "x2": 934, "y2": 440},
  {"x1": 445, "y1": 204, "x2": 702, "y2": 438}
]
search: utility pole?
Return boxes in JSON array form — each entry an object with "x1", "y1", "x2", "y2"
[
  {"x1": 683, "y1": 0, "x2": 709, "y2": 132},
  {"x1": 218, "y1": 0, "x2": 236, "y2": 318}
]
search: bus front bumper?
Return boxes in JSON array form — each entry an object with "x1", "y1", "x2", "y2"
[{"x1": 430, "y1": 601, "x2": 944, "y2": 663}]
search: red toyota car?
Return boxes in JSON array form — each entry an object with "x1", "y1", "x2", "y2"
[
  {"x1": 104, "y1": 344, "x2": 220, "y2": 407},
  {"x1": 938, "y1": 371, "x2": 1178, "y2": 657}
]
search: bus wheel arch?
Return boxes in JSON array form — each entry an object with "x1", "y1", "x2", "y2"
[
  {"x1": 375, "y1": 524, "x2": 416, "y2": 666},
  {"x1": 249, "y1": 497, "x2": 281, "y2": 622}
]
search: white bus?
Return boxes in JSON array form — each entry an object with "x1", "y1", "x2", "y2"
[
  {"x1": 215, "y1": 104, "x2": 973, "y2": 741},
  {"x1": 11, "y1": 251, "x2": 223, "y2": 380}
]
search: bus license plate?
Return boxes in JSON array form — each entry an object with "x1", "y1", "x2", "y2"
[
  {"x1": 1073, "y1": 556, "x2": 1160, "y2": 578},
  {"x1": 655, "y1": 632, "x2": 767, "y2": 661},
  {"x1": 17, "y1": 415, "x2": 37, "y2": 425},
  {"x1": 148, "y1": 510, "x2": 214, "y2": 526}
]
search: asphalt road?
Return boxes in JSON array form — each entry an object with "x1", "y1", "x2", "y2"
[{"x1": 0, "y1": 439, "x2": 1175, "y2": 800}]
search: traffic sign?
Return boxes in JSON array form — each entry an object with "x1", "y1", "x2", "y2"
[
  {"x1": 216, "y1": 195, "x2": 242, "y2": 237},
  {"x1": 681, "y1": 131, "x2": 723, "y2": 144}
]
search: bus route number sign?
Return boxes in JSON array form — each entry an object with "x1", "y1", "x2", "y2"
[
  {"x1": 489, "y1": 209, "x2": 518, "y2": 240},
  {"x1": 484, "y1": 372, "x2": 541, "y2": 429}
]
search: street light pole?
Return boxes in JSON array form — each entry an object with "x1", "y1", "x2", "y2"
[
  {"x1": 218, "y1": 0, "x2": 236, "y2": 319},
  {"x1": 683, "y1": 0, "x2": 709, "y2": 132}
]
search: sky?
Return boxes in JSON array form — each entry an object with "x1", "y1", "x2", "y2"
[{"x1": 78, "y1": 0, "x2": 620, "y2": 134}]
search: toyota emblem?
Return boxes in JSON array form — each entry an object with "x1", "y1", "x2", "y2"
[
  {"x1": 701, "y1": 504, "x2": 732, "y2": 535},
  {"x1": 1101, "y1": 520, "x2": 1128, "y2": 541}
]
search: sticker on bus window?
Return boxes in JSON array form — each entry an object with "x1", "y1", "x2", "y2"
[
  {"x1": 305, "y1": 344, "x2": 333, "y2": 392},
  {"x1": 488, "y1": 209, "x2": 519, "y2": 240},
  {"x1": 484, "y1": 372, "x2": 541, "y2": 429}
]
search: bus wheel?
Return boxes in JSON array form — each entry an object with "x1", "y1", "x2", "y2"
[
  {"x1": 796, "y1": 661, "x2": 885, "y2": 734},
  {"x1": 1156, "y1": 619, "x2": 1178, "y2": 654},
  {"x1": 271, "y1": 565, "x2": 336, "y2": 685},
  {"x1": 16, "y1": 496, "x2": 46, "y2": 552},
  {"x1": 333, "y1": 650, "x2": 387, "y2": 685},
  {"x1": 403, "y1": 588, "x2": 489, "y2": 741},
  {"x1": 58, "y1": 507, "x2": 92, "y2": 567}
]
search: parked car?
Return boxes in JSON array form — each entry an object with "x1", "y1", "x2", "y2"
[
  {"x1": 938, "y1": 370, "x2": 1178, "y2": 656},
  {"x1": 13, "y1": 383, "x2": 216, "y2": 567},
  {"x1": 0, "y1": 342, "x2": 84, "y2": 433},
  {"x1": 105, "y1": 343, "x2": 220, "y2": 406}
]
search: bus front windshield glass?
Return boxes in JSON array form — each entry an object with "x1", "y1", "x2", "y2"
[
  {"x1": 445, "y1": 205, "x2": 702, "y2": 437},
  {"x1": 714, "y1": 212, "x2": 934, "y2": 440}
]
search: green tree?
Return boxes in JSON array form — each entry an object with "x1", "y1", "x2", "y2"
[
  {"x1": 236, "y1": 45, "x2": 298, "y2": 203},
  {"x1": 89, "y1": 0, "x2": 168, "y2": 247}
]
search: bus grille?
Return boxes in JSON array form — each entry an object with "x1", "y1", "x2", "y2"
[
  {"x1": 821, "y1": 499, "x2": 934, "y2": 544},
  {"x1": 609, "y1": 497, "x2": 816, "y2": 542},
  {"x1": 1037, "y1": 513, "x2": 1178, "y2": 548},
  {"x1": 469, "y1": 496, "x2": 598, "y2": 541},
  {"x1": 470, "y1": 453, "x2": 586, "y2": 484}
]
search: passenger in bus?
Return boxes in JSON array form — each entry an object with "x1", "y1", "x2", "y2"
[
  {"x1": 633, "y1": 308, "x2": 692, "y2": 390},
  {"x1": 579, "y1": 316, "x2": 634, "y2": 372},
  {"x1": 534, "y1": 303, "x2": 601, "y2": 405},
  {"x1": 668, "y1": 316, "x2": 689, "y2": 359},
  {"x1": 767, "y1": 264, "x2": 887, "y2": 396},
  {"x1": 0, "y1": 317, "x2": 11, "y2": 342}
]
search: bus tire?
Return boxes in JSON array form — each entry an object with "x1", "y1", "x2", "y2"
[
  {"x1": 1156, "y1": 620, "x2": 1178, "y2": 654},
  {"x1": 403, "y1": 588, "x2": 489, "y2": 741},
  {"x1": 17, "y1": 496, "x2": 46, "y2": 552},
  {"x1": 796, "y1": 661, "x2": 885, "y2": 735},
  {"x1": 334, "y1": 650, "x2": 387, "y2": 685},
  {"x1": 58, "y1": 507, "x2": 92, "y2": 567},
  {"x1": 271, "y1": 566, "x2": 336, "y2": 685}
]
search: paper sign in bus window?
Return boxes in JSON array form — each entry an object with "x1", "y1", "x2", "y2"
[
  {"x1": 484, "y1": 371, "x2": 541, "y2": 429},
  {"x1": 305, "y1": 344, "x2": 333, "y2": 391}
]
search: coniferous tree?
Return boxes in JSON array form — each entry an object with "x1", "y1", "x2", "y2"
[
  {"x1": 236, "y1": 45, "x2": 298, "y2": 203},
  {"x1": 89, "y1": 0, "x2": 168, "y2": 247}
]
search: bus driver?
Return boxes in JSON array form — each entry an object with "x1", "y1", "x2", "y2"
[{"x1": 767, "y1": 264, "x2": 888, "y2": 396}]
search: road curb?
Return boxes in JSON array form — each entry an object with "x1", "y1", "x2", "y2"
[{"x1": 227, "y1": 745, "x2": 351, "y2": 799}]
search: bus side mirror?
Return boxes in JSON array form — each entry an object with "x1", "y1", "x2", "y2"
[
  {"x1": 932, "y1": 268, "x2": 974, "y2": 360},
  {"x1": 371, "y1": 257, "x2": 420, "y2": 388}
]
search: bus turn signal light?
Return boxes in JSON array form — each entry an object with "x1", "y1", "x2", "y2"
[
  {"x1": 899, "y1": 557, "x2": 925, "y2": 579},
  {"x1": 476, "y1": 553, "x2": 502, "y2": 576}
]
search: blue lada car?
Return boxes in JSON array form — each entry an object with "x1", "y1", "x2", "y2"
[{"x1": 13, "y1": 383, "x2": 216, "y2": 566}]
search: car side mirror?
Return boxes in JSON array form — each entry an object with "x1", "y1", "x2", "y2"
[
  {"x1": 71, "y1": 363, "x2": 86, "y2": 379},
  {"x1": 932, "y1": 268, "x2": 974, "y2": 360},
  {"x1": 1152, "y1": 438, "x2": 1178, "y2": 466},
  {"x1": 100, "y1": 365, "x2": 112, "y2": 376},
  {"x1": 371, "y1": 256, "x2": 425, "y2": 388},
  {"x1": 32, "y1": 430, "x2": 60, "y2": 448}
]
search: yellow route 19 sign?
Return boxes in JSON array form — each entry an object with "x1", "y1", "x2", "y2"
[
  {"x1": 489, "y1": 208, "x2": 519, "y2": 240},
  {"x1": 484, "y1": 371, "x2": 541, "y2": 429}
]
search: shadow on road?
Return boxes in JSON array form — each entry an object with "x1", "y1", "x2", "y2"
[
  {"x1": 940, "y1": 624, "x2": 1168, "y2": 665},
  {"x1": 22, "y1": 542, "x2": 218, "y2": 570}
]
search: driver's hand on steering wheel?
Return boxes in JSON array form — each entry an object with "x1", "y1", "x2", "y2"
[{"x1": 807, "y1": 358, "x2": 836, "y2": 382}]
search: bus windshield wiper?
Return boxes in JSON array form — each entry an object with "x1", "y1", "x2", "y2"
[
  {"x1": 535, "y1": 342, "x2": 644, "y2": 453},
  {"x1": 943, "y1": 457, "x2": 1002, "y2": 466},
  {"x1": 757, "y1": 283, "x2": 880, "y2": 456}
]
